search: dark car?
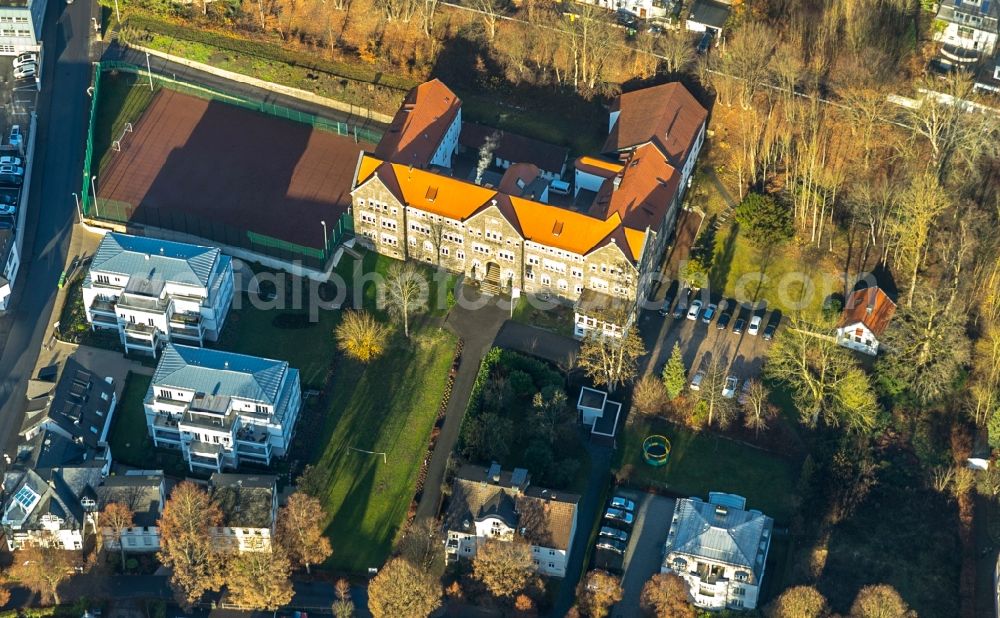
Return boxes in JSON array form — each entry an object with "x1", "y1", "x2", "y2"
[
  {"x1": 672, "y1": 288, "x2": 691, "y2": 319},
  {"x1": 600, "y1": 526, "x2": 629, "y2": 543},
  {"x1": 716, "y1": 312, "x2": 732, "y2": 330},
  {"x1": 697, "y1": 31, "x2": 713, "y2": 54},
  {"x1": 0, "y1": 173, "x2": 22, "y2": 187},
  {"x1": 733, "y1": 317, "x2": 746, "y2": 335},
  {"x1": 658, "y1": 281, "x2": 679, "y2": 316},
  {"x1": 763, "y1": 310, "x2": 782, "y2": 341},
  {"x1": 616, "y1": 9, "x2": 638, "y2": 26}
]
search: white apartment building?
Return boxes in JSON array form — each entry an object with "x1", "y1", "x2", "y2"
[
  {"x1": 95, "y1": 471, "x2": 166, "y2": 553},
  {"x1": 935, "y1": 0, "x2": 999, "y2": 62},
  {"x1": 0, "y1": 0, "x2": 44, "y2": 55},
  {"x1": 144, "y1": 344, "x2": 302, "y2": 473},
  {"x1": 353, "y1": 80, "x2": 707, "y2": 334},
  {"x1": 575, "y1": 0, "x2": 673, "y2": 20},
  {"x1": 662, "y1": 493, "x2": 773, "y2": 611},
  {"x1": 82, "y1": 232, "x2": 235, "y2": 357},
  {"x1": 209, "y1": 473, "x2": 278, "y2": 553},
  {"x1": 444, "y1": 464, "x2": 579, "y2": 578}
]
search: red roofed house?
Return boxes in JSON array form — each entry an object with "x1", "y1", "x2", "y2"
[
  {"x1": 835, "y1": 287, "x2": 897, "y2": 356},
  {"x1": 352, "y1": 79, "x2": 707, "y2": 339}
]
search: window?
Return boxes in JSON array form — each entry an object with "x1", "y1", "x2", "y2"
[
  {"x1": 255, "y1": 404, "x2": 268, "y2": 413},
  {"x1": 571, "y1": 268, "x2": 583, "y2": 279},
  {"x1": 13, "y1": 486, "x2": 39, "y2": 511},
  {"x1": 381, "y1": 220, "x2": 397, "y2": 231},
  {"x1": 548, "y1": 562, "x2": 555, "y2": 568},
  {"x1": 440, "y1": 247, "x2": 450, "y2": 257},
  {"x1": 549, "y1": 550, "x2": 556, "y2": 555},
  {"x1": 527, "y1": 255, "x2": 540, "y2": 266},
  {"x1": 456, "y1": 250, "x2": 465, "y2": 260},
  {"x1": 96, "y1": 274, "x2": 110, "y2": 285},
  {"x1": 541, "y1": 274, "x2": 551, "y2": 285}
]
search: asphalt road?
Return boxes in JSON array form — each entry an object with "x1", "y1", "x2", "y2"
[{"x1": 0, "y1": 0, "x2": 95, "y2": 462}]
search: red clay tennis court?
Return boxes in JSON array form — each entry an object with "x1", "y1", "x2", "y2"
[{"x1": 96, "y1": 88, "x2": 373, "y2": 252}]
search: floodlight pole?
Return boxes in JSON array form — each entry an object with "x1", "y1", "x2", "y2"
[
  {"x1": 145, "y1": 52, "x2": 153, "y2": 91},
  {"x1": 114, "y1": 0, "x2": 120, "y2": 23},
  {"x1": 90, "y1": 176, "x2": 100, "y2": 218},
  {"x1": 72, "y1": 192, "x2": 82, "y2": 222},
  {"x1": 320, "y1": 220, "x2": 328, "y2": 255}
]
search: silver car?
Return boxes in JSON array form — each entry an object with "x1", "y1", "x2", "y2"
[
  {"x1": 610, "y1": 496, "x2": 636, "y2": 512},
  {"x1": 604, "y1": 508, "x2": 634, "y2": 525},
  {"x1": 599, "y1": 526, "x2": 628, "y2": 542}
]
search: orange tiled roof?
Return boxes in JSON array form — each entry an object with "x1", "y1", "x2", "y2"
[
  {"x1": 390, "y1": 162, "x2": 497, "y2": 220},
  {"x1": 838, "y1": 287, "x2": 897, "y2": 337},
  {"x1": 374, "y1": 79, "x2": 461, "y2": 168},
  {"x1": 511, "y1": 197, "x2": 622, "y2": 255},
  {"x1": 624, "y1": 228, "x2": 647, "y2": 261},
  {"x1": 575, "y1": 156, "x2": 625, "y2": 178}
]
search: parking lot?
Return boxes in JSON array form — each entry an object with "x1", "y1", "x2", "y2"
[
  {"x1": 639, "y1": 284, "x2": 782, "y2": 389},
  {"x1": 589, "y1": 489, "x2": 676, "y2": 617}
]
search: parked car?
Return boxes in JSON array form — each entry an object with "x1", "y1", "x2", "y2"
[
  {"x1": 8, "y1": 125, "x2": 22, "y2": 148},
  {"x1": 763, "y1": 311, "x2": 782, "y2": 341},
  {"x1": 738, "y1": 379, "x2": 753, "y2": 405},
  {"x1": 13, "y1": 64, "x2": 36, "y2": 80},
  {"x1": 733, "y1": 317, "x2": 746, "y2": 335},
  {"x1": 604, "y1": 508, "x2": 634, "y2": 525},
  {"x1": 672, "y1": 288, "x2": 690, "y2": 319},
  {"x1": 616, "y1": 9, "x2": 638, "y2": 27},
  {"x1": 0, "y1": 204, "x2": 16, "y2": 216},
  {"x1": 600, "y1": 526, "x2": 629, "y2": 542},
  {"x1": 0, "y1": 218, "x2": 14, "y2": 230},
  {"x1": 0, "y1": 173, "x2": 22, "y2": 186},
  {"x1": 658, "y1": 281, "x2": 679, "y2": 316},
  {"x1": 702, "y1": 303, "x2": 717, "y2": 323},
  {"x1": 748, "y1": 315, "x2": 762, "y2": 336},
  {"x1": 722, "y1": 375, "x2": 738, "y2": 398},
  {"x1": 690, "y1": 370, "x2": 705, "y2": 391},
  {"x1": 596, "y1": 538, "x2": 628, "y2": 554},
  {"x1": 13, "y1": 53, "x2": 37, "y2": 69},
  {"x1": 610, "y1": 496, "x2": 636, "y2": 512},
  {"x1": 0, "y1": 156, "x2": 23, "y2": 167},
  {"x1": 717, "y1": 312, "x2": 732, "y2": 330},
  {"x1": 686, "y1": 299, "x2": 703, "y2": 321},
  {"x1": 0, "y1": 165, "x2": 23, "y2": 176},
  {"x1": 697, "y1": 31, "x2": 713, "y2": 54}
]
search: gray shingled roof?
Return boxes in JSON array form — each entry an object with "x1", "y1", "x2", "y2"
[
  {"x1": 666, "y1": 497, "x2": 772, "y2": 578},
  {"x1": 91, "y1": 233, "x2": 222, "y2": 288},
  {"x1": 152, "y1": 344, "x2": 290, "y2": 405}
]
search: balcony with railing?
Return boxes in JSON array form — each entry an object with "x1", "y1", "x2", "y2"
[
  {"x1": 152, "y1": 416, "x2": 181, "y2": 442},
  {"x1": 179, "y1": 411, "x2": 235, "y2": 434},
  {"x1": 117, "y1": 294, "x2": 169, "y2": 314},
  {"x1": 89, "y1": 297, "x2": 118, "y2": 315},
  {"x1": 124, "y1": 322, "x2": 158, "y2": 339}
]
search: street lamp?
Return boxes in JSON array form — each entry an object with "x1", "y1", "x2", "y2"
[
  {"x1": 72, "y1": 192, "x2": 81, "y2": 222},
  {"x1": 90, "y1": 176, "x2": 100, "y2": 218},
  {"x1": 145, "y1": 52, "x2": 153, "y2": 91},
  {"x1": 320, "y1": 220, "x2": 328, "y2": 253},
  {"x1": 114, "y1": 0, "x2": 120, "y2": 23}
]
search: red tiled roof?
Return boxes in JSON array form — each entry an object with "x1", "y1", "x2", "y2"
[
  {"x1": 498, "y1": 163, "x2": 541, "y2": 194},
  {"x1": 374, "y1": 79, "x2": 461, "y2": 168},
  {"x1": 589, "y1": 144, "x2": 681, "y2": 233},
  {"x1": 604, "y1": 83, "x2": 707, "y2": 170},
  {"x1": 838, "y1": 287, "x2": 897, "y2": 336}
]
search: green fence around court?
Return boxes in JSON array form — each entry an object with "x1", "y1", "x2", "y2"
[{"x1": 80, "y1": 61, "x2": 368, "y2": 270}]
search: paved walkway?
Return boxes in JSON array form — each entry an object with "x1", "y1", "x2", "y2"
[
  {"x1": 414, "y1": 286, "x2": 508, "y2": 521},
  {"x1": 493, "y1": 321, "x2": 581, "y2": 371}
]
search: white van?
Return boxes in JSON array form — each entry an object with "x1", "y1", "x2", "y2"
[{"x1": 549, "y1": 179, "x2": 571, "y2": 195}]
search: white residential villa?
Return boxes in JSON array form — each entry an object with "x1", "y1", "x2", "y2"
[
  {"x1": 835, "y1": 286, "x2": 896, "y2": 356},
  {"x1": 1, "y1": 464, "x2": 104, "y2": 550},
  {"x1": 662, "y1": 493, "x2": 773, "y2": 611},
  {"x1": 444, "y1": 464, "x2": 579, "y2": 578},
  {"x1": 144, "y1": 344, "x2": 302, "y2": 473},
  {"x1": 934, "y1": 0, "x2": 999, "y2": 64},
  {"x1": 82, "y1": 232, "x2": 235, "y2": 356}
]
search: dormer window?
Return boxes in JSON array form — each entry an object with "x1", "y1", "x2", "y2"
[{"x1": 12, "y1": 486, "x2": 39, "y2": 512}]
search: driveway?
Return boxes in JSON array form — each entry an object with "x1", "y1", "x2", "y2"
[
  {"x1": 414, "y1": 283, "x2": 508, "y2": 521},
  {"x1": 612, "y1": 490, "x2": 675, "y2": 618},
  {"x1": 493, "y1": 321, "x2": 580, "y2": 371}
]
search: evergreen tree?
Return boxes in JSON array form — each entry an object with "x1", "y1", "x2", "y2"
[{"x1": 661, "y1": 342, "x2": 687, "y2": 400}]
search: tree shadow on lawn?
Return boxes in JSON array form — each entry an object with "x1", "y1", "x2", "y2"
[
  {"x1": 316, "y1": 332, "x2": 452, "y2": 571},
  {"x1": 709, "y1": 220, "x2": 739, "y2": 297}
]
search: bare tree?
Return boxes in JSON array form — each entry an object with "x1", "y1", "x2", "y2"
[
  {"x1": 100, "y1": 502, "x2": 135, "y2": 569},
  {"x1": 474, "y1": 0, "x2": 505, "y2": 42},
  {"x1": 894, "y1": 171, "x2": 949, "y2": 306},
  {"x1": 277, "y1": 492, "x2": 333, "y2": 575},
  {"x1": 695, "y1": 356, "x2": 737, "y2": 429},
  {"x1": 384, "y1": 261, "x2": 427, "y2": 338},
  {"x1": 657, "y1": 29, "x2": 695, "y2": 74},
  {"x1": 577, "y1": 320, "x2": 646, "y2": 393},
  {"x1": 741, "y1": 379, "x2": 776, "y2": 437}
]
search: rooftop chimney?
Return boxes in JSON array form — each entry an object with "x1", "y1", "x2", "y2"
[{"x1": 613, "y1": 175, "x2": 622, "y2": 191}]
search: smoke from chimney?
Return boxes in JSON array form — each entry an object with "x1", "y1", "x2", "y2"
[{"x1": 475, "y1": 132, "x2": 501, "y2": 185}]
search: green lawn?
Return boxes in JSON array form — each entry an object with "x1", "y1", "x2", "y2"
[
  {"x1": 220, "y1": 251, "x2": 459, "y2": 572},
  {"x1": 108, "y1": 372, "x2": 188, "y2": 477},
  {"x1": 706, "y1": 221, "x2": 835, "y2": 320},
  {"x1": 93, "y1": 72, "x2": 159, "y2": 177},
  {"x1": 308, "y1": 326, "x2": 457, "y2": 572},
  {"x1": 615, "y1": 418, "x2": 800, "y2": 523}
]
